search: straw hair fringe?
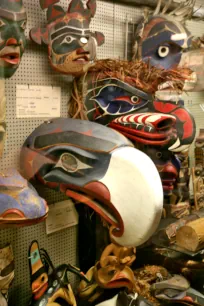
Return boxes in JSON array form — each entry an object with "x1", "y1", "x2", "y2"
[{"x1": 69, "y1": 59, "x2": 192, "y2": 119}]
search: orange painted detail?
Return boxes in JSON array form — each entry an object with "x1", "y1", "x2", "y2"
[
  {"x1": 33, "y1": 282, "x2": 48, "y2": 300},
  {"x1": 1, "y1": 209, "x2": 25, "y2": 219},
  {"x1": 80, "y1": 129, "x2": 93, "y2": 136},
  {"x1": 84, "y1": 181, "x2": 111, "y2": 201},
  {"x1": 182, "y1": 296, "x2": 194, "y2": 302}
]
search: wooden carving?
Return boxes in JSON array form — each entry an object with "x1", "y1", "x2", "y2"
[
  {"x1": 176, "y1": 218, "x2": 204, "y2": 252},
  {"x1": 0, "y1": 79, "x2": 6, "y2": 157},
  {"x1": 192, "y1": 129, "x2": 204, "y2": 209}
]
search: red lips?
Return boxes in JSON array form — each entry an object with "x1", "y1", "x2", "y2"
[{"x1": 1, "y1": 53, "x2": 20, "y2": 65}]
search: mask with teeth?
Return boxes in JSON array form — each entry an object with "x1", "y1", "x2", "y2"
[
  {"x1": 0, "y1": 0, "x2": 27, "y2": 79},
  {"x1": 30, "y1": 0, "x2": 104, "y2": 76},
  {"x1": 0, "y1": 244, "x2": 14, "y2": 306}
]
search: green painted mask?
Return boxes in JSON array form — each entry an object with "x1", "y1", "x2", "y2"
[{"x1": 0, "y1": 0, "x2": 27, "y2": 78}]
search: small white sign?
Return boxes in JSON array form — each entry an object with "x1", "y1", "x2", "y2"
[
  {"x1": 46, "y1": 199, "x2": 79, "y2": 235},
  {"x1": 16, "y1": 85, "x2": 61, "y2": 118}
]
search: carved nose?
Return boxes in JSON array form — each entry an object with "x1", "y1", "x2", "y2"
[
  {"x1": 76, "y1": 48, "x2": 88, "y2": 55},
  {"x1": 6, "y1": 38, "x2": 18, "y2": 46}
]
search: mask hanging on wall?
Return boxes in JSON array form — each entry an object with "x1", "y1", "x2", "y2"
[
  {"x1": 30, "y1": 0, "x2": 105, "y2": 76},
  {"x1": 21, "y1": 117, "x2": 163, "y2": 248},
  {"x1": 0, "y1": 0, "x2": 27, "y2": 156},
  {"x1": 68, "y1": 60, "x2": 195, "y2": 218},
  {"x1": 0, "y1": 169, "x2": 48, "y2": 227}
]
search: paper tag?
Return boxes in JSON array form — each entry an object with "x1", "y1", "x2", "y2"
[
  {"x1": 46, "y1": 199, "x2": 79, "y2": 234},
  {"x1": 16, "y1": 85, "x2": 61, "y2": 118}
]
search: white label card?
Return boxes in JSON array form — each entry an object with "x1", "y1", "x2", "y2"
[
  {"x1": 46, "y1": 199, "x2": 79, "y2": 235},
  {"x1": 16, "y1": 85, "x2": 61, "y2": 118}
]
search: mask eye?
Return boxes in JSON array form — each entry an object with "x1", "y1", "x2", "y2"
[
  {"x1": 131, "y1": 96, "x2": 139, "y2": 104},
  {"x1": 80, "y1": 37, "x2": 88, "y2": 44},
  {"x1": 61, "y1": 35, "x2": 75, "y2": 44},
  {"x1": 158, "y1": 46, "x2": 170, "y2": 58},
  {"x1": 20, "y1": 20, "x2": 27, "y2": 30},
  {"x1": 0, "y1": 19, "x2": 5, "y2": 28},
  {"x1": 55, "y1": 153, "x2": 92, "y2": 173}
]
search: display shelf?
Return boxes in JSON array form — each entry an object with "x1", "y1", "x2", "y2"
[{"x1": 0, "y1": 0, "x2": 203, "y2": 305}]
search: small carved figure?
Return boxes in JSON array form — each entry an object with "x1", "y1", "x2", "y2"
[
  {"x1": 192, "y1": 129, "x2": 204, "y2": 209},
  {"x1": 78, "y1": 243, "x2": 137, "y2": 302}
]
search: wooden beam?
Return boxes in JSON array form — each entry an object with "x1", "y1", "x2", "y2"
[{"x1": 101, "y1": 0, "x2": 204, "y2": 19}]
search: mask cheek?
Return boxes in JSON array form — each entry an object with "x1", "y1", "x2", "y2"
[
  {"x1": 83, "y1": 37, "x2": 96, "y2": 61},
  {"x1": 0, "y1": 272, "x2": 14, "y2": 291}
]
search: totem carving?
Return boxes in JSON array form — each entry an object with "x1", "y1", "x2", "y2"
[
  {"x1": 28, "y1": 240, "x2": 89, "y2": 306},
  {"x1": 0, "y1": 0, "x2": 27, "y2": 156},
  {"x1": 192, "y1": 129, "x2": 204, "y2": 209},
  {"x1": 30, "y1": 0, "x2": 104, "y2": 76}
]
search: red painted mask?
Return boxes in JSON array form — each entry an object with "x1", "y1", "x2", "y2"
[{"x1": 30, "y1": 0, "x2": 105, "y2": 76}]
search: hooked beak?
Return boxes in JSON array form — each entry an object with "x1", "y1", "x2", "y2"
[
  {"x1": 40, "y1": 146, "x2": 163, "y2": 247},
  {"x1": 63, "y1": 147, "x2": 163, "y2": 247}
]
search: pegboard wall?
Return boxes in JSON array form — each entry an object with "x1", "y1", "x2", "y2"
[{"x1": 0, "y1": 0, "x2": 204, "y2": 305}]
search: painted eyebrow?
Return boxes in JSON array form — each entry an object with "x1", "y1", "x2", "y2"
[
  {"x1": 51, "y1": 26, "x2": 90, "y2": 40},
  {"x1": 0, "y1": 9, "x2": 26, "y2": 22}
]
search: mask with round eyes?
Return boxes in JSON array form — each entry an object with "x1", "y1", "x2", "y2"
[
  {"x1": 0, "y1": 0, "x2": 27, "y2": 78},
  {"x1": 30, "y1": 0, "x2": 105, "y2": 76},
  {"x1": 138, "y1": 16, "x2": 191, "y2": 70},
  {"x1": 133, "y1": 0, "x2": 195, "y2": 70}
]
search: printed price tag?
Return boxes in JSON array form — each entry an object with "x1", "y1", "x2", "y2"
[
  {"x1": 16, "y1": 85, "x2": 61, "y2": 118},
  {"x1": 46, "y1": 199, "x2": 79, "y2": 234}
]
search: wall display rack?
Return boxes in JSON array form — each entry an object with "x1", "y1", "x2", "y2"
[{"x1": 0, "y1": 0, "x2": 204, "y2": 305}]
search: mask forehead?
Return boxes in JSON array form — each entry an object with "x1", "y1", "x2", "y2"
[
  {"x1": 146, "y1": 16, "x2": 191, "y2": 47},
  {"x1": 49, "y1": 15, "x2": 90, "y2": 36},
  {"x1": 0, "y1": 0, "x2": 24, "y2": 12}
]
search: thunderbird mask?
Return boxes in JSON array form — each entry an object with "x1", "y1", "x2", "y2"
[
  {"x1": 30, "y1": 0, "x2": 104, "y2": 76},
  {"x1": 0, "y1": 0, "x2": 27, "y2": 79},
  {"x1": 21, "y1": 118, "x2": 163, "y2": 247}
]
